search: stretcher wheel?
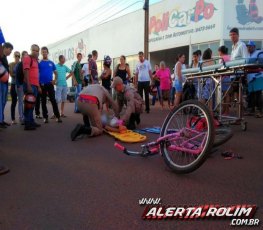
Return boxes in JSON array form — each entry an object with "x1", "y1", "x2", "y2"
[
  {"x1": 241, "y1": 121, "x2": 247, "y2": 131},
  {"x1": 160, "y1": 100, "x2": 215, "y2": 174},
  {"x1": 213, "y1": 126, "x2": 233, "y2": 147}
]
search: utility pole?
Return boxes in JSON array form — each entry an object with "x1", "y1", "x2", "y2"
[{"x1": 143, "y1": 0, "x2": 149, "y2": 59}]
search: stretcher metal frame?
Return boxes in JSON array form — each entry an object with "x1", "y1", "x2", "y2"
[{"x1": 182, "y1": 53, "x2": 263, "y2": 131}]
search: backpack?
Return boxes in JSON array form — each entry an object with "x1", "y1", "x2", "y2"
[
  {"x1": 182, "y1": 81, "x2": 196, "y2": 101},
  {"x1": 187, "y1": 116, "x2": 220, "y2": 132},
  {"x1": 16, "y1": 56, "x2": 33, "y2": 85}
]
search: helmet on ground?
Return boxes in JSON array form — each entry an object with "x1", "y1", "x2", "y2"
[
  {"x1": 24, "y1": 93, "x2": 36, "y2": 109},
  {"x1": 0, "y1": 64, "x2": 9, "y2": 83}
]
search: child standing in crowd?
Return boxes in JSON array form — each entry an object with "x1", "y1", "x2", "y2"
[{"x1": 156, "y1": 61, "x2": 171, "y2": 109}]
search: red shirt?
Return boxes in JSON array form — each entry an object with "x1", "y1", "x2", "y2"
[{"x1": 23, "y1": 56, "x2": 39, "y2": 86}]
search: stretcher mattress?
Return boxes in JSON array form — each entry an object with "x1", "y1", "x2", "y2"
[
  {"x1": 104, "y1": 129, "x2": 147, "y2": 143},
  {"x1": 182, "y1": 57, "x2": 263, "y2": 76}
]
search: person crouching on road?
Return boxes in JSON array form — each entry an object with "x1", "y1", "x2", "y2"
[
  {"x1": 71, "y1": 84, "x2": 119, "y2": 141},
  {"x1": 111, "y1": 77, "x2": 143, "y2": 130}
]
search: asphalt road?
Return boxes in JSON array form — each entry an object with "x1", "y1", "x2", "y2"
[{"x1": 0, "y1": 102, "x2": 262, "y2": 230}]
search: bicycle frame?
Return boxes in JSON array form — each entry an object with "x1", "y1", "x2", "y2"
[{"x1": 114, "y1": 127, "x2": 207, "y2": 157}]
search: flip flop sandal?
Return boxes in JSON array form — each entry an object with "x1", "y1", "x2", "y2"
[
  {"x1": 255, "y1": 113, "x2": 263, "y2": 118},
  {"x1": 144, "y1": 128, "x2": 160, "y2": 134},
  {"x1": 221, "y1": 151, "x2": 243, "y2": 160}
]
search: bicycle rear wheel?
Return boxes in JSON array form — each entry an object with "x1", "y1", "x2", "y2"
[{"x1": 160, "y1": 100, "x2": 215, "y2": 174}]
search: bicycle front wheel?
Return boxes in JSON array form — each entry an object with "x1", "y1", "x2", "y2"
[{"x1": 160, "y1": 100, "x2": 215, "y2": 174}]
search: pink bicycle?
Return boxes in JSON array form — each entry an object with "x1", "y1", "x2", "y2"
[{"x1": 115, "y1": 100, "x2": 233, "y2": 174}]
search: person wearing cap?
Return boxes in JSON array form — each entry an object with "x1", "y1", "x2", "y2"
[
  {"x1": 82, "y1": 54, "x2": 92, "y2": 86},
  {"x1": 70, "y1": 84, "x2": 119, "y2": 141},
  {"x1": 246, "y1": 40, "x2": 263, "y2": 118},
  {"x1": 111, "y1": 76, "x2": 143, "y2": 130},
  {"x1": 229, "y1": 27, "x2": 249, "y2": 60}
]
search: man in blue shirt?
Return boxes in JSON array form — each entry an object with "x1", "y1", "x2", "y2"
[
  {"x1": 38, "y1": 47, "x2": 61, "y2": 123},
  {"x1": 246, "y1": 41, "x2": 263, "y2": 118}
]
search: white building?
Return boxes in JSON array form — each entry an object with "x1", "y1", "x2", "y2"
[{"x1": 48, "y1": 0, "x2": 263, "y2": 80}]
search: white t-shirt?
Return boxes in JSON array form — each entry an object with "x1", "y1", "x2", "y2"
[
  {"x1": 231, "y1": 41, "x2": 249, "y2": 60},
  {"x1": 136, "y1": 60, "x2": 152, "y2": 82},
  {"x1": 82, "y1": 63, "x2": 89, "y2": 76}
]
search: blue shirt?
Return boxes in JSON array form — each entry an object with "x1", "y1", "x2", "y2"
[
  {"x1": 39, "y1": 60, "x2": 56, "y2": 84},
  {"x1": 247, "y1": 50, "x2": 263, "y2": 82},
  {"x1": 56, "y1": 64, "x2": 71, "y2": 87}
]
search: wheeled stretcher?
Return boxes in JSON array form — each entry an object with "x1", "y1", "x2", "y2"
[{"x1": 182, "y1": 54, "x2": 263, "y2": 131}]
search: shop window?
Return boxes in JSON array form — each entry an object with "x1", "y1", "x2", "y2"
[{"x1": 191, "y1": 41, "x2": 220, "y2": 60}]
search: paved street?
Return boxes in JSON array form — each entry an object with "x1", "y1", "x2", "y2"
[{"x1": 0, "y1": 102, "x2": 262, "y2": 230}]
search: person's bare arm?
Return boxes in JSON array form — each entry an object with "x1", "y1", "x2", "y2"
[
  {"x1": 66, "y1": 71, "x2": 73, "y2": 80},
  {"x1": 149, "y1": 70, "x2": 153, "y2": 81},
  {"x1": 53, "y1": 70, "x2": 58, "y2": 85},
  {"x1": 126, "y1": 65, "x2": 131, "y2": 80},
  {"x1": 134, "y1": 73, "x2": 138, "y2": 88}
]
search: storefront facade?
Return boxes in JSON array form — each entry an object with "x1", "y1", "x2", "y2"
[{"x1": 48, "y1": 0, "x2": 263, "y2": 84}]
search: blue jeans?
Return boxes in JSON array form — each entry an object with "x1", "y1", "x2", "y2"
[
  {"x1": 16, "y1": 85, "x2": 24, "y2": 122},
  {"x1": 152, "y1": 86, "x2": 161, "y2": 105},
  {"x1": 0, "y1": 82, "x2": 8, "y2": 122},
  {"x1": 23, "y1": 84, "x2": 38, "y2": 125},
  {"x1": 170, "y1": 87, "x2": 176, "y2": 105},
  {"x1": 75, "y1": 84, "x2": 82, "y2": 112}
]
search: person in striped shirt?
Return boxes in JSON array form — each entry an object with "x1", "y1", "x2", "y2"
[{"x1": 55, "y1": 55, "x2": 73, "y2": 117}]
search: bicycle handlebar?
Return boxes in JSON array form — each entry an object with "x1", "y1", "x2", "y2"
[
  {"x1": 114, "y1": 142, "x2": 126, "y2": 151},
  {"x1": 114, "y1": 142, "x2": 142, "y2": 156}
]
